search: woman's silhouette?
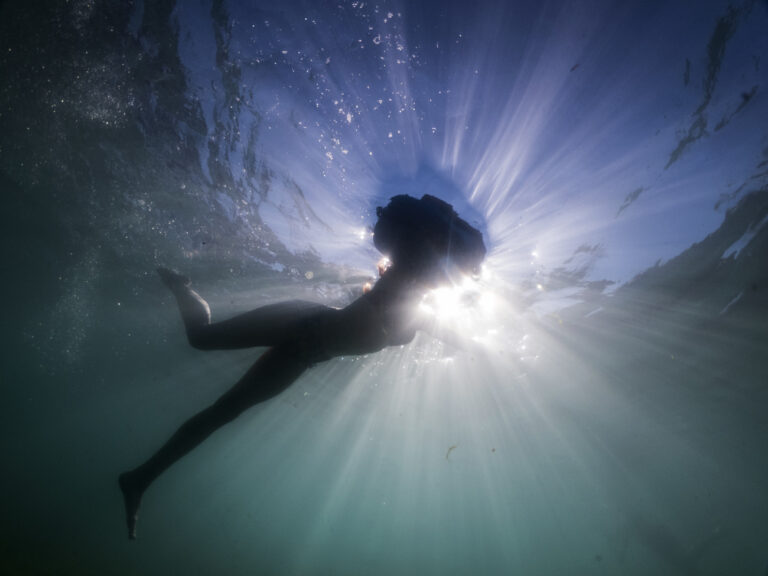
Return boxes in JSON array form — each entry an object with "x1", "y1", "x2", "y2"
[{"x1": 119, "y1": 194, "x2": 485, "y2": 539}]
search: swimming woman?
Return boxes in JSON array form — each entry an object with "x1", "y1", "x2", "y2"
[{"x1": 118, "y1": 194, "x2": 486, "y2": 539}]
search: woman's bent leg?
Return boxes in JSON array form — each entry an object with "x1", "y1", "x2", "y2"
[
  {"x1": 119, "y1": 344, "x2": 310, "y2": 540},
  {"x1": 157, "y1": 267, "x2": 211, "y2": 337},
  {"x1": 158, "y1": 267, "x2": 333, "y2": 350},
  {"x1": 189, "y1": 301, "x2": 334, "y2": 350}
]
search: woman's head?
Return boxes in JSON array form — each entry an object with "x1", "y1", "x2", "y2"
[{"x1": 373, "y1": 194, "x2": 486, "y2": 282}]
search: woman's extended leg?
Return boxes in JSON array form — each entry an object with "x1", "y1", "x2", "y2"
[
  {"x1": 119, "y1": 343, "x2": 310, "y2": 540},
  {"x1": 157, "y1": 267, "x2": 333, "y2": 350}
]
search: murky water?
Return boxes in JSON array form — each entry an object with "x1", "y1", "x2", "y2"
[{"x1": 1, "y1": 1, "x2": 767, "y2": 574}]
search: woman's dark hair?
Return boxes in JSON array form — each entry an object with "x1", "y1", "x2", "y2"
[{"x1": 373, "y1": 194, "x2": 486, "y2": 280}]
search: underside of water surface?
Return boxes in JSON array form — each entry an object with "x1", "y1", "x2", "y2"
[{"x1": 1, "y1": 1, "x2": 768, "y2": 575}]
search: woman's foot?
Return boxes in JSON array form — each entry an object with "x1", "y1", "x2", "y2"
[
  {"x1": 119, "y1": 472, "x2": 143, "y2": 540},
  {"x1": 156, "y1": 266, "x2": 212, "y2": 338},
  {"x1": 157, "y1": 267, "x2": 191, "y2": 292}
]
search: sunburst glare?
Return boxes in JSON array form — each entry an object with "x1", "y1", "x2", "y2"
[{"x1": 3, "y1": 0, "x2": 767, "y2": 574}]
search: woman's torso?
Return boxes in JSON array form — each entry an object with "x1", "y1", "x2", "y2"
[{"x1": 319, "y1": 271, "x2": 421, "y2": 358}]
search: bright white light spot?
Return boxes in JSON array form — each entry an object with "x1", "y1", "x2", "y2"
[
  {"x1": 478, "y1": 290, "x2": 499, "y2": 315},
  {"x1": 377, "y1": 257, "x2": 392, "y2": 275},
  {"x1": 413, "y1": 273, "x2": 515, "y2": 358},
  {"x1": 419, "y1": 275, "x2": 484, "y2": 322},
  {"x1": 428, "y1": 286, "x2": 462, "y2": 320},
  {"x1": 418, "y1": 300, "x2": 435, "y2": 315}
]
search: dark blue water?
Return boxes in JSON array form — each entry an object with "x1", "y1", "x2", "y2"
[{"x1": 1, "y1": 1, "x2": 767, "y2": 574}]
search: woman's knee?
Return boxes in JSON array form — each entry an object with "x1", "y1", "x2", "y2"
[
  {"x1": 187, "y1": 327, "x2": 216, "y2": 350},
  {"x1": 209, "y1": 401, "x2": 243, "y2": 426}
]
